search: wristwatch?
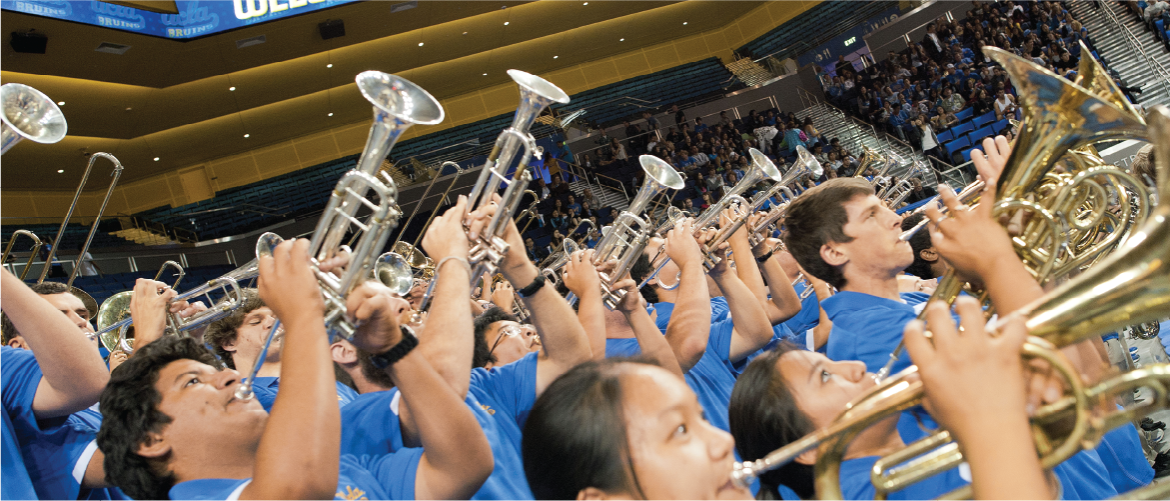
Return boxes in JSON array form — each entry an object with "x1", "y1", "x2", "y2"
[{"x1": 368, "y1": 325, "x2": 418, "y2": 369}]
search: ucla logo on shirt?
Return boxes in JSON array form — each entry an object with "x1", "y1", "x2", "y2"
[
  {"x1": 90, "y1": 1, "x2": 146, "y2": 31},
  {"x1": 335, "y1": 486, "x2": 367, "y2": 500},
  {"x1": 480, "y1": 404, "x2": 496, "y2": 415},
  {"x1": 9, "y1": 0, "x2": 72, "y2": 17},
  {"x1": 233, "y1": 0, "x2": 330, "y2": 21},
  {"x1": 160, "y1": 1, "x2": 219, "y2": 39}
]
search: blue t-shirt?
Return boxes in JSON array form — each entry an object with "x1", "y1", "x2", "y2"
[
  {"x1": 251, "y1": 376, "x2": 359, "y2": 412},
  {"x1": 1052, "y1": 449, "x2": 1118, "y2": 500},
  {"x1": 840, "y1": 455, "x2": 968, "y2": 499},
  {"x1": 3, "y1": 346, "x2": 42, "y2": 500},
  {"x1": 782, "y1": 282, "x2": 822, "y2": 335},
  {"x1": 605, "y1": 337, "x2": 642, "y2": 358},
  {"x1": 1094, "y1": 419, "x2": 1153, "y2": 492},
  {"x1": 684, "y1": 318, "x2": 738, "y2": 433},
  {"x1": 340, "y1": 353, "x2": 539, "y2": 500},
  {"x1": 167, "y1": 449, "x2": 422, "y2": 500},
  {"x1": 821, "y1": 291, "x2": 932, "y2": 374}
]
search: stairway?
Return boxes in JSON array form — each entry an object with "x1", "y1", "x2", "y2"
[
  {"x1": 793, "y1": 102, "x2": 962, "y2": 187},
  {"x1": 726, "y1": 57, "x2": 775, "y2": 87},
  {"x1": 1068, "y1": 1, "x2": 1170, "y2": 109},
  {"x1": 112, "y1": 227, "x2": 177, "y2": 246}
]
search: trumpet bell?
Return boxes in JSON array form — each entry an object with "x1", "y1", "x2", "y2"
[
  {"x1": 374, "y1": 252, "x2": 414, "y2": 296},
  {"x1": 749, "y1": 148, "x2": 784, "y2": 182},
  {"x1": 1, "y1": 83, "x2": 67, "y2": 155},
  {"x1": 356, "y1": 72, "x2": 445, "y2": 127},
  {"x1": 794, "y1": 145, "x2": 825, "y2": 179},
  {"x1": 507, "y1": 69, "x2": 571, "y2": 107},
  {"x1": 96, "y1": 291, "x2": 133, "y2": 352},
  {"x1": 256, "y1": 232, "x2": 284, "y2": 258}
]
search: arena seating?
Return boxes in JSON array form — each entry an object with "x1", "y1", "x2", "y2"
[{"x1": 550, "y1": 58, "x2": 732, "y2": 127}]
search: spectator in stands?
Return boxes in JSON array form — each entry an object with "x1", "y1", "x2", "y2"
[
  {"x1": 905, "y1": 177, "x2": 938, "y2": 204},
  {"x1": 550, "y1": 210, "x2": 568, "y2": 232},
  {"x1": 972, "y1": 88, "x2": 996, "y2": 117},
  {"x1": 550, "y1": 174, "x2": 572, "y2": 198},
  {"x1": 704, "y1": 167, "x2": 724, "y2": 194},
  {"x1": 547, "y1": 231, "x2": 565, "y2": 258},
  {"x1": 993, "y1": 88, "x2": 1019, "y2": 121},
  {"x1": 566, "y1": 194, "x2": 582, "y2": 214},
  {"x1": 75, "y1": 244, "x2": 102, "y2": 277},
  {"x1": 915, "y1": 117, "x2": 942, "y2": 163},
  {"x1": 578, "y1": 201, "x2": 597, "y2": 221},
  {"x1": 534, "y1": 177, "x2": 551, "y2": 200},
  {"x1": 923, "y1": 23, "x2": 946, "y2": 62},
  {"x1": 694, "y1": 117, "x2": 708, "y2": 135},
  {"x1": 671, "y1": 104, "x2": 686, "y2": 127},
  {"x1": 581, "y1": 187, "x2": 601, "y2": 208},
  {"x1": 940, "y1": 87, "x2": 965, "y2": 113},
  {"x1": 642, "y1": 111, "x2": 659, "y2": 131},
  {"x1": 802, "y1": 118, "x2": 822, "y2": 147},
  {"x1": 525, "y1": 238, "x2": 546, "y2": 263},
  {"x1": 609, "y1": 138, "x2": 629, "y2": 168}
]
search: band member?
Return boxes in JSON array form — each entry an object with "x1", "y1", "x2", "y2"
[
  {"x1": 203, "y1": 288, "x2": 359, "y2": 411},
  {"x1": 339, "y1": 196, "x2": 593, "y2": 500},
  {"x1": 1, "y1": 274, "x2": 111, "y2": 500},
  {"x1": 522, "y1": 359, "x2": 752, "y2": 500},
  {"x1": 97, "y1": 239, "x2": 472, "y2": 500},
  {"x1": 728, "y1": 299, "x2": 1054, "y2": 500}
]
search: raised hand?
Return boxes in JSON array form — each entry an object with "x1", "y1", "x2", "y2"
[
  {"x1": 562, "y1": 250, "x2": 600, "y2": 296},
  {"x1": 128, "y1": 278, "x2": 178, "y2": 346},
  {"x1": 490, "y1": 280, "x2": 515, "y2": 312},
  {"x1": 925, "y1": 182, "x2": 1014, "y2": 282},
  {"x1": 665, "y1": 219, "x2": 701, "y2": 269},
  {"x1": 258, "y1": 238, "x2": 325, "y2": 327},
  {"x1": 970, "y1": 135, "x2": 1012, "y2": 186},
  {"x1": 422, "y1": 195, "x2": 471, "y2": 262},
  {"x1": 346, "y1": 281, "x2": 407, "y2": 355}
]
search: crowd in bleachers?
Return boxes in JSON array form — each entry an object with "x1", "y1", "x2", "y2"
[
  {"x1": 821, "y1": 0, "x2": 1137, "y2": 166},
  {"x1": 1126, "y1": 0, "x2": 1170, "y2": 49}
]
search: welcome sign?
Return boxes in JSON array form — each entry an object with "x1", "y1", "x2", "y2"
[{"x1": 2, "y1": 0, "x2": 362, "y2": 40}]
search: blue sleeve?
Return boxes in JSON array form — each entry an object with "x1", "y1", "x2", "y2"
[
  {"x1": 335, "y1": 382, "x2": 359, "y2": 408},
  {"x1": 709, "y1": 318, "x2": 735, "y2": 362},
  {"x1": 349, "y1": 448, "x2": 423, "y2": 501},
  {"x1": 469, "y1": 352, "x2": 539, "y2": 422},
  {"x1": 2, "y1": 347, "x2": 44, "y2": 432},
  {"x1": 781, "y1": 290, "x2": 822, "y2": 334}
]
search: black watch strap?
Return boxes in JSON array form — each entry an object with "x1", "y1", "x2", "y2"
[
  {"x1": 368, "y1": 326, "x2": 418, "y2": 369},
  {"x1": 755, "y1": 250, "x2": 774, "y2": 263},
  {"x1": 516, "y1": 274, "x2": 546, "y2": 298}
]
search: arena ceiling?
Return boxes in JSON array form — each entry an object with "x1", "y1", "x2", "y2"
[{"x1": 1, "y1": 0, "x2": 765, "y2": 191}]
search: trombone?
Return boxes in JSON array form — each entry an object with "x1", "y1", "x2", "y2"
[
  {"x1": 399, "y1": 161, "x2": 466, "y2": 250},
  {"x1": 37, "y1": 153, "x2": 124, "y2": 287},
  {"x1": 2, "y1": 230, "x2": 43, "y2": 280}
]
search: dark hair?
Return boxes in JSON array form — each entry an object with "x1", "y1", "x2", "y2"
[
  {"x1": 97, "y1": 336, "x2": 222, "y2": 500},
  {"x1": 472, "y1": 307, "x2": 516, "y2": 369},
  {"x1": 202, "y1": 288, "x2": 264, "y2": 369},
  {"x1": 901, "y1": 213, "x2": 938, "y2": 280},
  {"x1": 355, "y1": 346, "x2": 396, "y2": 390},
  {"x1": 629, "y1": 253, "x2": 661, "y2": 304},
  {"x1": 2, "y1": 281, "x2": 81, "y2": 344},
  {"x1": 781, "y1": 178, "x2": 874, "y2": 289},
  {"x1": 523, "y1": 359, "x2": 648, "y2": 499},
  {"x1": 728, "y1": 343, "x2": 816, "y2": 499}
]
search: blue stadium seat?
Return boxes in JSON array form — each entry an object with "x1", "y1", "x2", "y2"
[
  {"x1": 969, "y1": 126, "x2": 995, "y2": 143},
  {"x1": 942, "y1": 136, "x2": 970, "y2": 159},
  {"x1": 950, "y1": 122, "x2": 974, "y2": 139},
  {"x1": 935, "y1": 129, "x2": 954, "y2": 143},
  {"x1": 972, "y1": 111, "x2": 995, "y2": 128},
  {"x1": 953, "y1": 108, "x2": 974, "y2": 122},
  {"x1": 991, "y1": 119, "x2": 1011, "y2": 134}
]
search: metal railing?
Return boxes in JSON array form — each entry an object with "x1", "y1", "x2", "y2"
[
  {"x1": 1095, "y1": 0, "x2": 1170, "y2": 102},
  {"x1": 3, "y1": 248, "x2": 239, "y2": 280}
]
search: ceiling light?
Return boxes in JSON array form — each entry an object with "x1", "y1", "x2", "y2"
[
  {"x1": 620, "y1": 38, "x2": 625, "y2": 41},
  {"x1": 154, "y1": 157, "x2": 160, "y2": 161},
  {"x1": 243, "y1": 134, "x2": 250, "y2": 138},
  {"x1": 326, "y1": 63, "x2": 333, "y2": 68},
  {"x1": 483, "y1": 73, "x2": 488, "y2": 76},
  {"x1": 583, "y1": 1, "x2": 588, "y2": 4},
  {"x1": 229, "y1": 86, "x2": 236, "y2": 91},
  {"x1": 553, "y1": 55, "x2": 559, "y2": 59},
  {"x1": 419, "y1": 42, "x2": 425, "y2": 47},
  {"x1": 57, "y1": 169, "x2": 64, "y2": 173},
  {"x1": 683, "y1": 22, "x2": 688, "y2": 25},
  {"x1": 328, "y1": 112, "x2": 334, "y2": 117},
  {"x1": 463, "y1": 31, "x2": 468, "y2": 35},
  {"x1": 504, "y1": 21, "x2": 509, "y2": 25},
  {"x1": 57, "y1": 101, "x2": 65, "y2": 106}
]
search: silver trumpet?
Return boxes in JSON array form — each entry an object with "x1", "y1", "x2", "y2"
[
  {"x1": 898, "y1": 179, "x2": 986, "y2": 241},
  {"x1": 569, "y1": 154, "x2": 684, "y2": 309},
  {"x1": 464, "y1": 70, "x2": 569, "y2": 282},
  {"x1": 1, "y1": 83, "x2": 67, "y2": 155},
  {"x1": 882, "y1": 161, "x2": 930, "y2": 208},
  {"x1": 416, "y1": 70, "x2": 568, "y2": 317},
  {"x1": 640, "y1": 148, "x2": 786, "y2": 290},
  {"x1": 541, "y1": 238, "x2": 583, "y2": 282},
  {"x1": 747, "y1": 145, "x2": 824, "y2": 248},
  {"x1": 237, "y1": 72, "x2": 442, "y2": 401}
]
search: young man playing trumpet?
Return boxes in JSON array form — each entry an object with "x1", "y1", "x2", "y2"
[{"x1": 96, "y1": 238, "x2": 492, "y2": 500}]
